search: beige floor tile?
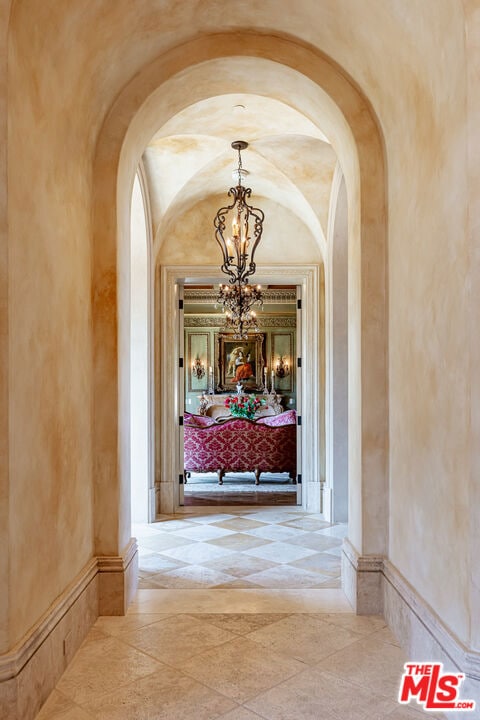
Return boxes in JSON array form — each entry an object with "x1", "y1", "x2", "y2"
[
  {"x1": 243, "y1": 510, "x2": 302, "y2": 523},
  {"x1": 218, "y1": 708, "x2": 266, "y2": 719},
  {"x1": 128, "y1": 588, "x2": 353, "y2": 613},
  {"x1": 80, "y1": 626, "x2": 110, "y2": 645},
  {"x1": 138, "y1": 576, "x2": 161, "y2": 589},
  {"x1": 94, "y1": 613, "x2": 173, "y2": 637},
  {"x1": 173, "y1": 524, "x2": 237, "y2": 541},
  {"x1": 186, "y1": 513, "x2": 237, "y2": 524},
  {"x1": 317, "y1": 635, "x2": 408, "y2": 699},
  {"x1": 212, "y1": 517, "x2": 270, "y2": 531},
  {"x1": 281, "y1": 518, "x2": 333, "y2": 531},
  {"x1": 135, "y1": 533, "x2": 195, "y2": 552},
  {"x1": 188, "y1": 613, "x2": 289, "y2": 636},
  {"x1": 324, "y1": 545, "x2": 343, "y2": 557},
  {"x1": 247, "y1": 613, "x2": 363, "y2": 664},
  {"x1": 153, "y1": 564, "x2": 237, "y2": 588},
  {"x1": 150, "y1": 518, "x2": 200, "y2": 531},
  {"x1": 243, "y1": 541, "x2": 317, "y2": 564},
  {"x1": 202, "y1": 551, "x2": 277, "y2": 577},
  {"x1": 316, "y1": 578, "x2": 342, "y2": 588},
  {"x1": 159, "y1": 541, "x2": 235, "y2": 563},
  {"x1": 181, "y1": 635, "x2": 305, "y2": 703},
  {"x1": 34, "y1": 690, "x2": 93, "y2": 720},
  {"x1": 385, "y1": 705, "x2": 445, "y2": 718},
  {"x1": 318, "y1": 613, "x2": 387, "y2": 636},
  {"x1": 316, "y1": 524, "x2": 349, "y2": 538},
  {"x1": 137, "y1": 552, "x2": 188, "y2": 573},
  {"x1": 369, "y1": 625, "x2": 402, "y2": 646},
  {"x1": 56, "y1": 635, "x2": 162, "y2": 705},
  {"x1": 289, "y1": 551, "x2": 341, "y2": 575},
  {"x1": 213, "y1": 579, "x2": 265, "y2": 588},
  {"x1": 287, "y1": 532, "x2": 343, "y2": 551},
  {"x1": 247, "y1": 524, "x2": 307, "y2": 541},
  {"x1": 244, "y1": 666, "x2": 393, "y2": 720},
  {"x1": 119, "y1": 614, "x2": 237, "y2": 667},
  {"x1": 206, "y1": 532, "x2": 273, "y2": 551},
  {"x1": 80, "y1": 665, "x2": 236, "y2": 720},
  {"x1": 245, "y1": 565, "x2": 332, "y2": 588}
]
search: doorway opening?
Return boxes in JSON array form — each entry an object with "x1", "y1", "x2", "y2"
[{"x1": 181, "y1": 282, "x2": 300, "y2": 507}]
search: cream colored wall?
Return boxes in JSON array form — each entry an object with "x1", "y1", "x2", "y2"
[
  {"x1": 3, "y1": 0, "x2": 477, "y2": 657},
  {"x1": 464, "y1": 0, "x2": 480, "y2": 652},
  {"x1": 382, "y1": 9, "x2": 470, "y2": 642},
  {"x1": 157, "y1": 196, "x2": 322, "y2": 266},
  {"x1": 7, "y1": 3, "x2": 95, "y2": 647},
  {"x1": 0, "y1": 0, "x2": 11, "y2": 657},
  {"x1": 130, "y1": 176, "x2": 149, "y2": 523}
]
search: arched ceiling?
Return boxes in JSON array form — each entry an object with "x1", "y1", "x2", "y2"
[{"x1": 142, "y1": 92, "x2": 338, "y2": 252}]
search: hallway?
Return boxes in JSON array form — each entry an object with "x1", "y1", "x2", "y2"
[{"x1": 35, "y1": 509, "x2": 443, "y2": 719}]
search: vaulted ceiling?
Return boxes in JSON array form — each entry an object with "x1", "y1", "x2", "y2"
[{"x1": 142, "y1": 92, "x2": 338, "y2": 253}]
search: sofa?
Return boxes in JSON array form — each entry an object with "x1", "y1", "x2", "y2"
[{"x1": 183, "y1": 409, "x2": 297, "y2": 485}]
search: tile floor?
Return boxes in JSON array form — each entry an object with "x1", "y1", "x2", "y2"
[
  {"x1": 35, "y1": 506, "x2": 444, "y2": 719},
  {"x1": 136, "y1": 506, "x2": 342, "y2": 590}
]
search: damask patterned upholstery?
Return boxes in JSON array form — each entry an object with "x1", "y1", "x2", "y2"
[
  {"x1": 255, "y1": 409, "x2": 297, "y2": 426},
  {"x1": 184, "y1": 411, "x2": 297, "y2": 485},
  {"x1": 184, "y1": 412, "x2": 216, "y2": 427}
]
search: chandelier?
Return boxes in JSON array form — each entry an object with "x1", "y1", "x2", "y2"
[
  {"x1": 214, "y1": 141, "x2": 264, "y2": 339},
  {"x1": 217, "y1": 282, "x2": 263, "y2": 340}
]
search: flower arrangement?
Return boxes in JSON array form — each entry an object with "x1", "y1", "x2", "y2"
[{"x1": 225, "y1": 395, "x2": 264, "y2": 420}]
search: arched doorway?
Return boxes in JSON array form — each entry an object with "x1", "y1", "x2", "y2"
[{"x1": 92, "y1": 33, "x2": 387, "y2": 614}]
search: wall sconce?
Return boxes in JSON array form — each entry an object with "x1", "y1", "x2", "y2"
[
  {"x1": 275, "y1": 356, "x2": 290, "y2": 379},
  {"x1": 192, "y1": 355, "x2": 206, "y2": 380}
]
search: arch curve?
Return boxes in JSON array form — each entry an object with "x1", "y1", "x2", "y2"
[{"x1": 92, "y1": 32, "x2": 387, "y2": 609}]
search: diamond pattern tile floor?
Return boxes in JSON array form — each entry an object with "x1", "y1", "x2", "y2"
[
  {"x1": 34, "y1": 507, "x2": 446, "y2": 719},
  {"x1": 136, "y1": 508, "x2": 343, "y2": 589}
]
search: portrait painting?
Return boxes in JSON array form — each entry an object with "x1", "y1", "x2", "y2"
[{"x1": 215, "y1": 333, "x2": 265, "y2": 392}]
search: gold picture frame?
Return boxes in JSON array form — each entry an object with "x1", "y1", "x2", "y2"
[{"x1": 215, "y1": 333, "x2": 265, "y2": 392}]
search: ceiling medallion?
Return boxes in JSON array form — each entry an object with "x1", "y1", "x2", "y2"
[{"x1": 214, "y1": 141, "x2": 264, "y2": 339}]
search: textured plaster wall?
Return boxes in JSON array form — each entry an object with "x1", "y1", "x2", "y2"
[
  {"x1": 383, "y1": 8, "x2": 470, "y2": 643},
  {"x1": 3, "y1": 0, "x2": 475, "y2": 654},
  {"x1": 0, "y1": 0, "x2": 11, "y2": 657},
  {"x1": 157, "y1": 196, "x2": 322, "y2": 267},
  {"x1": 464, "y1": 0, "x2": 480, "y2": 651},
  {"x1": 7, "y1": 3, "x2": 95, "y2": 646},
  {"x1": 130, "y1": 177, "x2": 149, "y2": 524}
]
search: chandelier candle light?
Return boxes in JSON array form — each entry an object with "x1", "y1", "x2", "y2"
[{"x1": 215, "y1": 141, "x2": 264, "y2": 340}]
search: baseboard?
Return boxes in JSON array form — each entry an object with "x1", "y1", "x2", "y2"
[
  {"x1": 321, "y1": 484, "x2": 333, "y2": 522},
  {"x1": 383, "y1": 560, "x2": 480, "y2": 705},
  {"x1": 0, "y1": 540, "x2": 138, "y2": 720},
  {"x1": 341, "y1": 538, "x2": 384, "y2": 614},
  {"x1": 97, "y1": 538, "x2": 138, "y2": 615},
  {"x1": 342, "y1": 541, "x2": 480, "y2": 705}
]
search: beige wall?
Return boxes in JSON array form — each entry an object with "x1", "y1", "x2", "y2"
[
  {"x1": 0, "y1": 0, "x2": 11, "y2": 656},
  {"x1": 464, "y1": 0, "x2": 480, "y2": 652},
  {"x1": 157, "y1": 196, "x2": 322, "y2": 266},
  {"x1": 6, "y1": 4, "x2": 95, "y2": 648},
  {"x1": 2, "y1": 0, "x2": 477, "y2": 659}
]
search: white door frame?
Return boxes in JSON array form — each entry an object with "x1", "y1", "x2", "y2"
[{"x1": 156, "y1": 264, "x2": 321, "y2": 515}]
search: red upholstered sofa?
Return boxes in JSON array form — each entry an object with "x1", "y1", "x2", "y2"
[{"x1": 183, "y1": 410, "x2": 297, "y2": 485}]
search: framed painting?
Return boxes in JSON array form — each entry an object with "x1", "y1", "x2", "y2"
[{"x1": 215, "y1": 333, "x2": 265, "y2": 392}]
